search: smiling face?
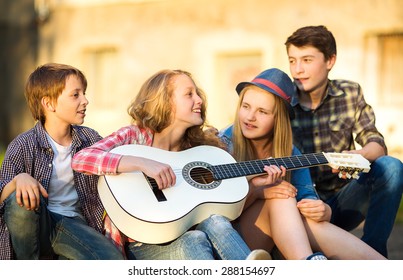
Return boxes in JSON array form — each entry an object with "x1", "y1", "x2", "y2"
[
  {"x1": 287, "y1": 44, "x2": 335, "y2": 94},
  {"x1": 171, "y1": 74, "x2": 203, "y2": 129},
  {"x1": 238, "y1": 86, "x2": 276, "y2": 141},
  {"x1": 49, "y1": 74, "x2": 89, "y2": 126}
]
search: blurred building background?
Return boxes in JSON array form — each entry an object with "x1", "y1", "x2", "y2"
[{"x1": 1, "y1": 0, "x2": 402, "y2": 160}]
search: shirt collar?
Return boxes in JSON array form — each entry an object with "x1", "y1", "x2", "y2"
[
  {"x1": 33, "y1": 121, "x2": 81, "y2": 151},
  {"x1": 291, "y1": 79, "x2": 345, "y2": 107},
  {"x1": 33, "y1": 122, "x2": 52, "y2": 150},
  {"x1": 327, "y1": 79, "x2": 346, "y2": 97}
]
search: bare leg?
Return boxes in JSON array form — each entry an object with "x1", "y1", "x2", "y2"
[
  {"x1": 303, "y1": 219, "x2": 386, "y2": 260},
  {"x1": 237, "y1": 199, "x2": 275, "y2": 252},
  {"x1": 267, "y1": 198, "x2": 313, "y2": 259},
  {"x1": 238, "y1": 198, "x2": 315, "y2": 259}
]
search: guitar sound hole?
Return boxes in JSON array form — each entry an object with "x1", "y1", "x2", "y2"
[{"x1": 189, "y1": 167, "x2": 214, "y2": 184}]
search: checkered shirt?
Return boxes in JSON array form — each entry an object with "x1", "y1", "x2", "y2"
[
  {"x1": 291, "y1": 79, "x2": 387, "y2": 199},
  {"x1": 72, "y1": 125, "x2": 154, "y2": 254},
  {"x1": 0, "y1": 122, "x2": 103, "y2": 259}
]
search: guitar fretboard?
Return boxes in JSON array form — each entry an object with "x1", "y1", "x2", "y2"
[{"x1": 210, "y1": 152, "x2": 328, "y2": 180}]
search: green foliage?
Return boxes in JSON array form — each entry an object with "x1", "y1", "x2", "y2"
[
  {"x1": 0, "y1": 148, "x2": 4, "y2": 165},
  {"x1": 396, "y1": 200, "x2": 403, "y2": 224}
]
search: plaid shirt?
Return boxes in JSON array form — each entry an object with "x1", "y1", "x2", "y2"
[
  {"x1": 72, "y1": 125, "x2": 154, "y2": 253},
  {"x1": 291, "y1": 79, "x2": 387, "y2": 200},
  {"x1": 0, "y1": 122, "x2": 103, "y2": 260}
]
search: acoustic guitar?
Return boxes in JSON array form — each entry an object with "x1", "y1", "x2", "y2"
[{"x1": 98, "y1": 144, "x2": 370, "y2": 244}]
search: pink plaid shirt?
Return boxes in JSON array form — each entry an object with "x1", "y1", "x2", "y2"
[{"x1": 72, "y1": 125, "x2": 154, "y2": 254}]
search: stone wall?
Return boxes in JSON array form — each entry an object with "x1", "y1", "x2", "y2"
[{"x1": 2, "y1": 0, "x2": 403, "y2": 159}]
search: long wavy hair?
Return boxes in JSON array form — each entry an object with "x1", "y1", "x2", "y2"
[
  {"x1": 231, "y1": 85, "x2": 293, "y2": 181},
  {"x1": 127, "y1": 69, "x2": 225, "y2": 150}
]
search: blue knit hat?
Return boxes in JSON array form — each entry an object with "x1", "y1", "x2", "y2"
[{"x1": 236, "y1": 68, "x2": 295, "y2": 119}]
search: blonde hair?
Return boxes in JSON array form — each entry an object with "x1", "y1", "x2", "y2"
[
  {"x1": 25, "y1": 63, "x2": 87, "y2": 124},
  {"x1": 231, "y1": 85, "x2": 293, "y2": 181},
  {"x1": 127, "y1": 69, "x2": 225, "y2": 150}
]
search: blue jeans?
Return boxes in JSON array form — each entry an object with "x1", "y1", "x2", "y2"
[
  {"x1": 196, "y1": 214, "x2": 251, "y2": 259},
  {"x1": 4, "y1": 192, "x2": 124, "y2": 260},
  {"x1": 325, "y1": 156, "x2": 403, "y2": 257},
  {"x1": 126, "y1": 215, "x2": 251, "y2": 260}
]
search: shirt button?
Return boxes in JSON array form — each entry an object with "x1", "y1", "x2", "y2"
[{"x1": 48, "y1": 163, "x2": 52, "y2": 168}]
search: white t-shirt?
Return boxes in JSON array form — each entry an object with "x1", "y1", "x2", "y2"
[{"x1": 46, "y1": 133, "x2": 83, "y2": 218}]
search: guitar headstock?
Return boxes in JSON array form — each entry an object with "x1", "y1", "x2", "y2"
[{"x1": 323, "y1": 152, "x2": 371, "y2": 179}]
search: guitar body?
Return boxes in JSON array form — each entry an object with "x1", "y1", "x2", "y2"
[
  {"x1": 98, "y1": 145, "x2": 248, "y2": 244},
  {"x1": 98, "y1": 144, "x2": 370, "y2": 244}
]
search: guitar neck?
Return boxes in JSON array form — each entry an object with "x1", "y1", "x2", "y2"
[{"x1": 211, "y1": 152, "x2": 328, "y2": 180}]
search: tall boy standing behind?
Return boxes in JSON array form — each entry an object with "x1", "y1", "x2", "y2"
[
  {"x1": 0, "y1": 63, "x2": 124, "y2": 260},
  {"x1": 285, "y1": 25, "x2": 403, "y2": 257}
]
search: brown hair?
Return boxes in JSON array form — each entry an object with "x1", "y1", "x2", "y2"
[
  {"x1": 25, "y1": 63, "x2": 87, "y2": 124},
  {"x1": 285, "y1": 25, "x2": 337, "y2": 61},
  {"x1": 127, "y1": 69, "x2": 225, "y2": 150}
]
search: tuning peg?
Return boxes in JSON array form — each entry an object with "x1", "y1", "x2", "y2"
[
  {"x1": 352, "y1": 170, "x2": 360, "y2": 180},
  {"x1": 338, "y1": 169, "x2": 361, "y2": 179}
]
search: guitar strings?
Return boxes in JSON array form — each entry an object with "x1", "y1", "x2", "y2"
[{"x1": 147, "y1": 168, "x2": 216, "y2": 185}]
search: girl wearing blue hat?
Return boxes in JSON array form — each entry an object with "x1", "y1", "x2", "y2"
[{"x1": 220, "y1": 68, "x2": 385, "y2": 260}]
